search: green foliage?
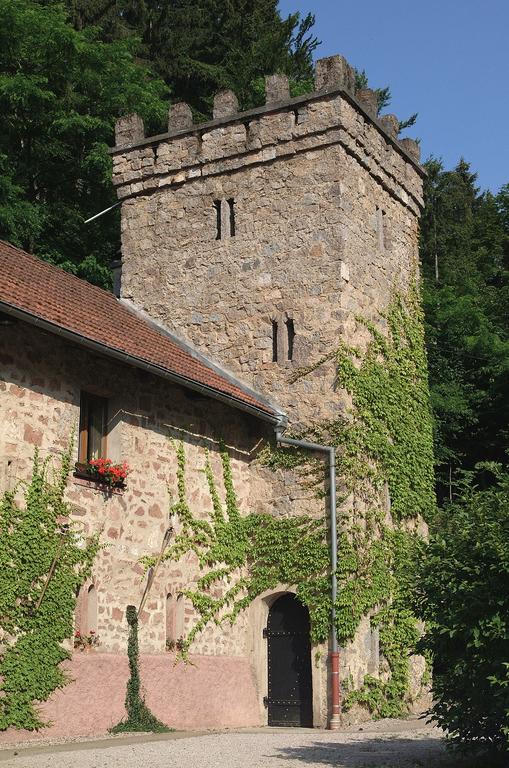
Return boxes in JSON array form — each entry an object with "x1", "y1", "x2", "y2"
[
  {"x1": 335, "y1": 286, "x2": 435, "y2": 521},
  {"x1": 420, "y1": 159, "x2": 509, "y2": 499},
  {"x1": 0, "y1": 445, "x2": 100, "y2": 731},
  {"x1": 145, "y1": 440, "x2": 330, "y2": 654},
  {"x1": 110, "y1": 606, "x2": 171, "y2": 733},
  {"x1": 416, "y1": 466, "x2": 509, "y2": 752},
  {"x1": 288, "y1": 286, "x2": 435, "y2": 716},
  {"x1": 0, "y1": 0, "x2": 168, "y2": 287},
  {"x1": 60, "y1": 0, "x2": 320, "y2": 119},
  {"x1": 154, "y1": 289, "x2": 434, "y2": 718},
  {"x1": 340, "y1": 528, "x2": 422, "y2": 717}
]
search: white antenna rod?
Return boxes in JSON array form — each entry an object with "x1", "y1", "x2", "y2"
[{"x1": 84, "y1": 201, "x2": 122, "y2": 224}]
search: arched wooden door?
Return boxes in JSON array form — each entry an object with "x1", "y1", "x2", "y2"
[{"x1": 265, "y1": 594, "x2": 312, "y2": 727}]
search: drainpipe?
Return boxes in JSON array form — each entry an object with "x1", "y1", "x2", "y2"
[{"x1": 274, "y1": 428, "x2": 341, "y2": 730}]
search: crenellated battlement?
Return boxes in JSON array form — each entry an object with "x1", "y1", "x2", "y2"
[{"x1": 110, "y1": 54, "x2": 423, "y2": 214}]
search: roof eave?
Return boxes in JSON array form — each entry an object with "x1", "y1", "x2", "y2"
[{"x1": 0, "y1": 300, "x2": 287, "y2": 427}]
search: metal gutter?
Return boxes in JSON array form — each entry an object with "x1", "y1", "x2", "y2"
[
  {"x1": 274, "y1": 427, "x2": 341, "y2": 729},
  {"x1": 0, "y1": 300, "x2": 287, "y2": 427}
]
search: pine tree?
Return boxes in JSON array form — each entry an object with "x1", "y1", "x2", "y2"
[
  {"x1": 55, "y1": 0, "x2": 320, "y2": 117},
  {"x1": 420, "y1": 159, "x2": 509, "y2": 499}
]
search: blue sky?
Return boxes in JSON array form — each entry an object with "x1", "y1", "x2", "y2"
[{"x1": 279, "y1": 0, "x2": 507, "y2": 193}]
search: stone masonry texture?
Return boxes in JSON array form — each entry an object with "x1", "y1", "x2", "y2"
[
  {"x1": 110, "y1": 54, "x2": 426, "y2": 724},
  {"x1": 0, "y1": 54, "x2": 426, "y2": 739}
]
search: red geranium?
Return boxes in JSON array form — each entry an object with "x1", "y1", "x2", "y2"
[{"x1": 86, "y1": 458, "x2": 130, "y2": 487}]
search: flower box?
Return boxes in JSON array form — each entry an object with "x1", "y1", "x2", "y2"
[{"x1": 74, "y1": 458, "x2": 130, "y2": 489}]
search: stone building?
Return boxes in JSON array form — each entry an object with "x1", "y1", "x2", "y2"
[{"x1": 0, "y1": 53, "x2": 425, "y2": 740}]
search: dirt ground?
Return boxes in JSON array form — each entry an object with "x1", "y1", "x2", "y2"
[{"x1": 0, "y1": 717, "x2": 471, "y2": 768}]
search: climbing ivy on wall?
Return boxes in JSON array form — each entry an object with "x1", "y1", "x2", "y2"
[
  {"x1": 333, "y1": 286, "x2": 435, "y2": 520},
  {"x1": 271, "y1": 284, "x2": 435, "y2": 716},
  {"x1": 0, "y1": 446, "x2": 100, "y2": 731},
  {"x1": 145, "y1": 441, "x2": 331, "y2": 655},
  {"x1": 153, "y1": 285, "x2": 434, "y2": 718},
  {"x1": 111, "y1": 606, "x2": 171, "y2": 733}
]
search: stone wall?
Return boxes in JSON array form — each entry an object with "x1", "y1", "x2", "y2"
[
  {"x1": 109, "y1": 53, "x2": 427, "y2": 724},
  {"x1": 0, "y1": 318, "x2": 337, "y2": 734},
  {"x1": 0, "y1": 320, "x2": 277, "y2": 655},
  {"x1": 111, "y1": 55, "x2": 424, "y2": 433}
]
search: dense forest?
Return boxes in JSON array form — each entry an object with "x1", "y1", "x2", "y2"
[
  {"x1": 421, "y1": 162, "x2": 509, "y2": 498},
  {"x1": 1, "y1": 0, "x2": 508, "y2": 753}
]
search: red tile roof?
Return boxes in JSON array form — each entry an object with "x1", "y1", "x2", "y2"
[{"x1": 0, "y1": 240, "x2": 282, "y2": 422}]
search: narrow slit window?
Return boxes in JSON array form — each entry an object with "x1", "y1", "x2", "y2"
[
  {"x1": 272, "y1": 320, "x2": 278, "y2": 362},
  {"x1": 286, "y1": 319, "x2": 295, "y2": 361},
  {"x1": 174, "y1": 594, "x2": 185, "y2": 639},
  {"x1": 166, "y1": 593, "x2": 175, "y2": 646},
  {"x1": 228, "y1": 198, "x2": 235, "y2": 237},
  {"x1": 368, "y1": 622, "x2": 380, "y2": 675},
  {"x1": 376, "y1": 205, "x2": 386, "y2": 251},
  {"x1": 213, "y1": 200, "x2": 222, "y2": 240}
]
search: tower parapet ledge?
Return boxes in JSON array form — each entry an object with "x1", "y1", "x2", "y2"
[{"x1": 110, "y1": 54, "x2": 423, "y2": 214}]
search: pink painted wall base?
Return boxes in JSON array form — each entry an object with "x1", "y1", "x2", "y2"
[{"x1": 0, "y1": 653, "x2": 262, "y2": 744}]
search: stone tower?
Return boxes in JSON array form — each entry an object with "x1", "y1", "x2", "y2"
[
  {"x1": 111, "y1": 55, "x2": 424, "y2": 433},
  {"x1": 110, "y1": 54, "x2": 427, "y2": 722}
]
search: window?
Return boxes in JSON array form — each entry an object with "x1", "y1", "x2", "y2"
[
  {"x1": 272, "y1": 320, "x2": 279, "y2": 362},
  {"x1": 376, "y1": 205, "x2": 386, "y2": 251},
  {"x1": 166, "y1": 593, "x2": 175, "y2": 645},
  {"x1": 79, "y1": 392, "x2": 107, "y2": 462},
  {"x1": 213, "y1": 198, "x2": 236, "y2": 240},
  {"x1": 174, "y1": 594, "x2": 185, "y2": 639},
  {"x1": 227, "y1": 198, "x2": 236, "y2": 237},
  {"x1": 286, "y1": 318, "x2": 295, "y2": 361},
  {"x1": 367, "y1": 620, "x2": 380, "y2": 675},
  {"x1": 213, "y1": 199, "x2": 222, "y2": 240},
  {"x1": 86, "y1": 584, "x2": 97, "y2": 634},
  {"x1": 271, "y1": 315, "x2": 295, "y2": 364}
]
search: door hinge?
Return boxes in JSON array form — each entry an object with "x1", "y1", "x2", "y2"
[
  {"x1": 263, "y1": 696, "x2": 269, "y2": 708},
  {"x1": 262, "y1": 627, "x2": 268, "y2": 638}
]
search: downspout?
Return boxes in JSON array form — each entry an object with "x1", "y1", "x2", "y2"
[{"x1": 274, "y1": 428, "x2": 341, "y2": 730}]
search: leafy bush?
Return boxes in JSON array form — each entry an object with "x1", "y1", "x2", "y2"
[{"x1": 416, "y1": 465, "x2": 509, "y2": 752}]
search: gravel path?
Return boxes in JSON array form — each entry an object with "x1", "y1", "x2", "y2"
[{"x1": 1, "y1": 720, "x2": 448, "y2": 768}]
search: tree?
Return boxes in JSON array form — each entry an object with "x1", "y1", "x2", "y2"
[
  {"x1": 416, "y1": 466, "x2": 509, "y2": 754},
  {"x1": 0, "y1": 0, "x2": 168, "y2": 287},
  {"x1": 420, "y1": 159, "x2": 509, "y2": 499},
  {"x1": 55, "y1": 0, "x2": 320, "y2": 117}
]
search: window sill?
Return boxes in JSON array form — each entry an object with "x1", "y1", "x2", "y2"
[{"x1": 73, "y1": 465, "x2": 126, "y2": 495}]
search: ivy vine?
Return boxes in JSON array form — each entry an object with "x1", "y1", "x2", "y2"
[
  {"x1": 272, "y1": 284, "x2": 435, "y2": 716},
  {"x1": 145, "y1": 441, "x2": 331, "y2": 655},
  {"x1": 148, "y1": 285, "x2": 434, "y2": 719},
  {"x1": 0, "y1": 445, "x2": 100, "y2": 731},
  {"x1": 110, "y1": 606, "x2": 171, "y2": 733}
]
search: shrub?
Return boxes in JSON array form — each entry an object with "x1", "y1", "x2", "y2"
[{"x1": 416, "y1": 465, "x2": 509, "y2": 752}]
